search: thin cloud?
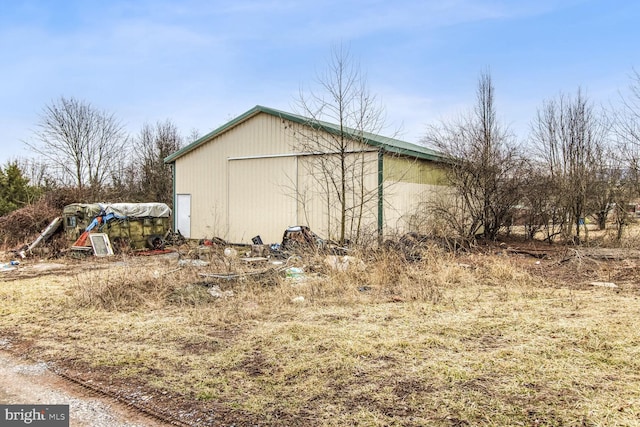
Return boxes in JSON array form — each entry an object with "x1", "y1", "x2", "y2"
[{"x1": 0, "y1": 0, "x2": 636, "y2": 165}]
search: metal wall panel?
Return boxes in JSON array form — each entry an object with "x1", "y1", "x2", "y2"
[
  {"x1": 227, "y1": 156, "x2": 297, "y2": 244},
  {"x1": 297, "y1": 151, "x2": 378, "y2": 242},
  {"x1": 383, "y1": 181, "x2": 441, "y2": 232},
  {"x1": 382, "y1": 155, "x2": 449, "y2": 234},
  {"x1": 173, "y1": 113, "x2": 297, "y2": 241},
  {"x1": 173, "y1": 111, "x2": 448, "y2": 242}
]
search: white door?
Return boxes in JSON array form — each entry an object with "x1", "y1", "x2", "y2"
[{"x1": 176, "y1": 194, "x2": 191, "y2": 238}]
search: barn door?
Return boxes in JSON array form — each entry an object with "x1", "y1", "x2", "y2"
[
  {"x1": 227, "y1": 157, "x2": 297, "y2": 243},
  {"x1": 176, "y1": 194, "x2": 191, "y2": 238}
]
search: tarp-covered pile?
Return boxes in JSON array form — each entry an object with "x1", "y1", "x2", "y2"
[
  {"x1": 63, "y1": 203, "x2": 171, "y2": 219},
  {"x1": 64, "y1": 202, "x2": 172, "y2": 251}
]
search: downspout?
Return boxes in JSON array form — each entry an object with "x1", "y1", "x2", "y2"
[{"x1": 377, "y1": 149, "x2": 384, "y2": 242}]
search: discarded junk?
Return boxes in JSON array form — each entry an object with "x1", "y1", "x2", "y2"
[
  {"x1": 63, "y1": 202, "x2": 172, "y2": 251},
  {"x1": 18, "y1": 216, "x2": 64, "y2": 258},
  {"x1": 281, "y1": 226, "x2": 324, "y2": 251}
]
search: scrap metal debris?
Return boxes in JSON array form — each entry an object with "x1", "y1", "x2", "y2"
[
  {"x1": 19, "y1": 217, "x2": 63, "y2": 258},
  {"x1": 198, "y1": 256, "x2": 296, "y2": 281},
  {"x1": 178, "y1": 259, "x2": 210, "y2": 267},
  {"x1": 281, "y1": 226, "x2": 324, "y2": 251},
  {"x1": 590, "y1": 281, "x2": 618, "y2": 288},
  {"x1": 0, "y1": 261, "x2": 19, "y2": 272}
]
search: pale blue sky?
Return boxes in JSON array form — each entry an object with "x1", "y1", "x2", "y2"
[{"x1": 1, "y1": 0, "x2": 638, "y2": 164}]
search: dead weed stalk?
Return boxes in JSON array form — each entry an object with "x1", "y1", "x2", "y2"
[{"x1": 72, "y1": 264, "x2": 210, "y2": 311}]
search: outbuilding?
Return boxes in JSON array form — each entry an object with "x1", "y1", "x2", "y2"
[{"x1": 164, "y1": 105, "x2": 447, "y2": 244}]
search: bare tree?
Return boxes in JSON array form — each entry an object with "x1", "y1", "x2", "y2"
[
  {"x1": 423, "y1": 72, "x2": 524, "y2": 241},
  {"x1": 588, "y1": 142, "x2": 622, "y2": 231},
  {"x1": 28, "y1": 96, "x2": 127, "y2": 193},
  {"x1": 617, "y1": 69, "x2": 640, "y2": 156},
  {"x1": 531, "y1": 89, "x2": 608, "y2": 243},
  {"x1": 610, "y1": 69, "x2": 640, "y2": 240},
  {"x1": 293, "y1": 45, "x2": 387, "y2": 244},
  {"x1": 518, "y1": 161, "x2": 559, "y2": 241},
  {"x1": 186, "y1": 128, "x2": 201, "y2": 145},
  {"x1": 615, "y1": 70, "x2": 640, "y2": 193},
  {"x1": 15, "y1": 157, "x2": 53, "y2": 189},
  {"x1": 607, "y1": 164, "x2": 635, "y2": 241},
  {"x1": 135, "y1": 120, "x2": 183, "y2": 206}
]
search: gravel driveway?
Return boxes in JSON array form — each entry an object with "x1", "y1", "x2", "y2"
[{"x1": 0, "y1": 351, "x2": 171, "y2": 427}]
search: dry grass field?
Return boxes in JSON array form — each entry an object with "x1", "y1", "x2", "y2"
[{"x1": 1, "y1": 238, "x2": 640, "y2": 426}]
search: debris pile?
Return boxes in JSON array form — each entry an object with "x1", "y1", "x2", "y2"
[
  {"x1": 64, "y1": 202, "x2": 172, "y2": 252},
  {"x1": 0, "y1": 199, "x2": 60, "y2": 247},
  {"x1": 383, "y1": 232, "x2": 466, "y2": 260},
  {"x1": 0, "y1": 200, "x2": 181, "y2": 259}
]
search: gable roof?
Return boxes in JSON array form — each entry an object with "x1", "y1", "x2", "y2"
[{"x1": 164, "y1": 105, "x2": 443, "y2": 163}]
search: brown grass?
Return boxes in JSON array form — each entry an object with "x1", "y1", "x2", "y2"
[
  {"x1": 0, "y1": 247, "x2": 639, "y2": 426},
  {"x1": 0, "y1": 199, "x2": 61, "y2": 248}
]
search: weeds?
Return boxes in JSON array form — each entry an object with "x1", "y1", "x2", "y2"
[
  {"x1": 1, "y1": 247, "x2": 639, "y2": 426},
  {"x1": 75, "y1": 268, "x2": 171, "y2": 311}
]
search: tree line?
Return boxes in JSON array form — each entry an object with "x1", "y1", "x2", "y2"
[
  {"x1": 1, "y1": 96, "x2": 190, "y2": 214},
  {"x1": 3, "y1": 52, "x2": 640, "y2": 246},
  {"x1": 292, "y1": 47, "x2": 640, "y2": 246},
  {"x1": 424, "y1": 70, "x2": 640, "y2": 244}
]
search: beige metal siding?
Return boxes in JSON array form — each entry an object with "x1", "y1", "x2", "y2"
[
  {"x1": 227, "y1": 156, "x2": 297, "y2": 244},
  {"x1": 297, "y1": 151, "x2": 378, "y2": 242},
  {"x1": 383, "y1": 181, "x2": 443, "y2": 232},
  {"x1": 173, "y1": 111, "x2": 448, "y2": 243},
  {"x1": 295, "y1": 156, "x2": 331, "y2": 237},
  {"x1": 382, "y1": 155, "x2": 448, "y2": 234},
  {"x1": 173, "y1": 112, "x2": 297, "y2": 241}
]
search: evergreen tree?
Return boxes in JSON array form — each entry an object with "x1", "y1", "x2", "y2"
[{"x1": 0, "y1": 161, "x2": 37, "y2": 216}]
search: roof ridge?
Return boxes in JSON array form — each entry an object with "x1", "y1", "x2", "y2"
[{"x1": 165, "y1": 105, "x2": 444, "y2": 163}]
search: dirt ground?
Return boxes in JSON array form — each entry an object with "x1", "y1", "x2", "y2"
[
  {"x1": 0, "y1": 350, "x2": 171, "y2": 427},
  {"x1": 1, "y1": 237, "x2": 640, "y2": 426},
  {"x1": 0, "y1": 252, "x2": 190, "y2": 426}
]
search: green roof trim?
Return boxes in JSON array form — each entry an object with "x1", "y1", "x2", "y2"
[{"x1": 164, "y1": 105, "x2": 444, "y2": 164}]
